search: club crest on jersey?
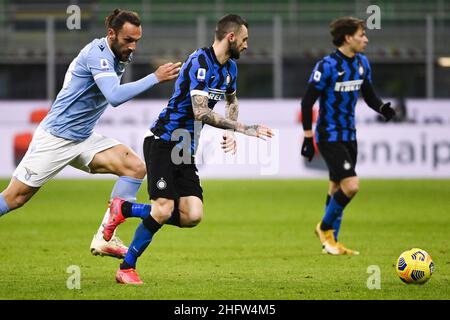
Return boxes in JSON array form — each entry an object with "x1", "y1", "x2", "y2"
[
  {"x1": 197, "y1": 68, "x2": 206, "y2": 81},
  {"x1": 358, "y1": 64, "x2": 364, "y2": 76}
]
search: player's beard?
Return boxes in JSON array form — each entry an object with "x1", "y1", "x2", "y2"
[
  {"x1": 229, "y1": 40, "x2": 241, "y2": 59},
  {"x1": 110, "y1": 37, "x2": 131, "y2": 62}
]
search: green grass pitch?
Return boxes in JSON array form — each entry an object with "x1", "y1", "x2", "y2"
[{"x1": 0, "y1": 179, "x2": 449, "y2": 300}]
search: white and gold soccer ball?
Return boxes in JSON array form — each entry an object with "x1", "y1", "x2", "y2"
[{"x1": 396, "y1": 248, "x2": 434, "y2": 284}]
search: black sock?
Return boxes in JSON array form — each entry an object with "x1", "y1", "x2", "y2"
[
  {"x1": 166, "y1": 202, "x2": 181, "y2": 227},
  {"x1": 143, "y1": 214, "x2": 163, "y2": 234},
  {"x1": 333, "y1": 189, "x2": 351, "y2": 207},
  {"x1": 320, "y1": 195, "x2": 333, "y2": 230},
  {"x1": 121, "y1": 201, "x2": 132, "y2": 218},
  {"x1": 120, "y1": 261, "x2": 133, "y2": 270},
  {"x1": 320, "y1": 189, "x2": 351, "y2": 231},
  {"x1": 325, "y1": 194, "x2": 331, "y2": 206},
  {"x1": 320, "y1": 221, "x2": 333, "y2": 230}
]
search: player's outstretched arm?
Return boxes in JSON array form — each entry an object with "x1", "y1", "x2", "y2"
[
  {"x1": 94, "y1": 62, "x2": 181, "y2": 107},
  {"x1": 191, "y1": 94, "x2": 273, "y2": 140},
  {"x1": 154, "y1": 62, "x2": 182, "y2": 83}
]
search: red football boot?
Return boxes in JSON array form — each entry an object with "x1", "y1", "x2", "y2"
[
  {"x1": 115, "y1": 268, "x2": 144, "y2": 285},
  {"x1": 103, "y1": 198, "x2": 127, "y2": 241}
]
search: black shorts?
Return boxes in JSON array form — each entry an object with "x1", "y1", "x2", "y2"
[
  {"x1": 317, "y1": 140, "x2": 358, "y2": 183},
  {"x1": 143, "y1": 136, "x2": 203, "y2": 201}
]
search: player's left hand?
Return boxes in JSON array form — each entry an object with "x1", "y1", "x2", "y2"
[
  {"x1": 221, "y1": 131, "x2": 237, "y2": 155},
  {"x1": 301, "y1": 137, "x2": 315, "y2": 161},
  {"x1": 380, "y1": 102, "x2": 396, "y2": 121}
]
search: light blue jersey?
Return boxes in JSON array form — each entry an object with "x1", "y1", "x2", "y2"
[{"x1": 41, "y1": 37, "x2": 159, "y2": 141}]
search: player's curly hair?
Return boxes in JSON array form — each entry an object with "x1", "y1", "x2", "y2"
[
  {"x1": 215, "y1": 14, "x2": 248, "y2": 41},
  {"x1": 330, "y1": 17, "x2": 365, "y2": 47},
  {"x1": 105, "y1": 9, "x2": 141, "y2": 33}
]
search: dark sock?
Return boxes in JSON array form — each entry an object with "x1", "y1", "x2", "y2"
[
  {"x1": 165, "y1": 203, "x2": 181, "y2": 227},
  {"x1": 321, "y1": 194, "x2": 333, "y2": 230},
  {"x1": 333, "y1": 189, "x2": 351, "y2": 207},
  {"x1": 321, "y1": 189, "x2": 351, "y2": 231},
  {"x1": 121, "y1": 201, "x2": 132, "y2": 218},
  {"x1": 121, "y1": 201, "x2": 151, "y2": 220},
  {"x1": 122, "y1": 215, "x2": 162, "y2": 268},
  {"x1": 120, "y1": 261, "x2": 133, "y2": 270},
  {"x1": 143, "y1": 214, "x2": 163, "y2": 233},
  {"x1": 325, "y1": 194, "x2": 331, "y2": 206}
]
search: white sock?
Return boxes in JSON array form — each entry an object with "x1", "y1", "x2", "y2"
[{"x1": 95, "y1": 208, "x2": 110, "y2": 238}]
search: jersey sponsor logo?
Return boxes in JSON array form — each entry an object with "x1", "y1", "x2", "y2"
[
  {"x1": 338, "y1": 71, "x2": 345, "y2": 76},
  {"x1": 334, "y1": 79, "x2": 363, "y2": 92},
  {"x1": 208, "y1": 88, "x2": 225, "y2": 101},
  {"x1": 100, "y1": 59, "x2": 110, "y2": 70},
  {"x1": 208, "y1": 93, "x2": 223, "y2": 101},
  {"x1": 197, "y1": 68, "x2": 206, "y2": 81},
  {"x1": 98, "y1": 44, "x2": 105, "y2": 51}
]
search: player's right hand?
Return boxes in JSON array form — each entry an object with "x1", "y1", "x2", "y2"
[
  {"x1": 243, "y1": 124, "x2": 274, "y2": 140},
  {"x1": 301, "y1": 137, "x2": 315, "y2": 161},
  {"x1": 154, "y1": 62, "x2": 182, "y2": 83},
  {"x1": 380, "y1": 102, "x2": 396, "y2": 121}
]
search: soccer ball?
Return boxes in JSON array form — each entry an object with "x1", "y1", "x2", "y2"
[{"x1": 396, "y1": 248, "x2": 434, "y2": 284}]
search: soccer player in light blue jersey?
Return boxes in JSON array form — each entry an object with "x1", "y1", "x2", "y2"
[{"x1": 0, "y1": 9, "x2": 181, "y2": 258}]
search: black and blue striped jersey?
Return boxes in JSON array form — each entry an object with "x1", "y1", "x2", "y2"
[
  {"x1": 308, "y1": 49, "x2": 372, "y2": 142},
  {"x1": 150, "y1": 46, "x2": 237, "y2": 154}
]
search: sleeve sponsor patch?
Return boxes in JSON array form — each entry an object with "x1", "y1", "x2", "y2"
[
  {"x1": 313, "y1": 70, "x2": 322, "y2": 82},
  {"x1": 197, "y1": 68, "x2": 206, "y2": 81},
  {"x1": 100, "y1": 59, "x2": 110, "y2": 70}
]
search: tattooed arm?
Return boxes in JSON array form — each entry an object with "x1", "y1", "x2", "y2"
[
  {"x1": 191, "y1": 94, "x2": 273, "y2": 139},
  {"x1": 225, "y1": 92, "x2": 239, "y2": 121},
  {"x1": 222, "y1": 92, "x2": 239, "y2": 153}
]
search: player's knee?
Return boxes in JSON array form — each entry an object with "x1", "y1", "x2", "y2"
[
  {"x1": 342, "y1": 180, "x2": 359, "y2": 197},
  {"x1": 185, "y1": 208, "x2": 203, "y2": 227},
  {"x1": 128, "y1": 160, "x2": 146, "y2": 179}
]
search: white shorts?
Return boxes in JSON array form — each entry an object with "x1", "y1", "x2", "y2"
[{"x1": 13, "y1": 126, "x2": 121, "y2": 187}]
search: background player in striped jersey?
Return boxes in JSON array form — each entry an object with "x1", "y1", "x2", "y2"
[
  {"x1": 102, "y1": 14, "x2": 274, "y2": 284},
  {"x1": 0, "y1": 9, "x2": 181, "y2": 258},
  {"x1": 300, "y1": 17, "x2": 396, "y2": 255}
]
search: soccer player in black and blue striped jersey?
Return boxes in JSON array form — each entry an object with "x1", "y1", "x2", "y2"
[
  {"x1": 102, "y1": 14, "x2": 273, "y2": 284},
  {"x1": 300, "y1": 17, "x2": 396, "y2": 255}
]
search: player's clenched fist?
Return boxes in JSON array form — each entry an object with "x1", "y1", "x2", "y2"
[{"x1": 154, "y1": 62, "x2": 182, "y2": 82}]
